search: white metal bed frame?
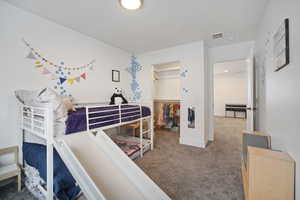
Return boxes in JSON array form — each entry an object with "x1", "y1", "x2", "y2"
[{"x1": 20, "y1": 102, "x2": 154, "y2": 200}]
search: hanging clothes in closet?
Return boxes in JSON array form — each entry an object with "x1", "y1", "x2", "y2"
[{"x1": 156, "y1": 103, "x2": 180, "y2": 131}]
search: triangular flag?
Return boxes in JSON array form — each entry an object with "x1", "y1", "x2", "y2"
[
  {"x1": 75, "y1": 77, "x2": 81, "y2": 83},
  {"x1": 67, "y1": 78, "x2": 75, "y2": 85},
  {"x1": 80, "y1": 73, "x2": 87, "y2": 80},
  {"x1": 35, "y1": 61, "x2": 41, "y2": 65},
  {"x1": 59, "y1": 77, "x2": 67, "y2": 84},
  {"x1": 51, "y1": 74, "x2": 59, "y2": 80},
  {"x1": 42, "y1": 68, "x2": 51, "y2": 75},
  {"x1": 35, "y1": 64, "x2": 43, "y2": 68},
  {"x1": 26, "y1": 51, "x2": 36, "y2": 59}
]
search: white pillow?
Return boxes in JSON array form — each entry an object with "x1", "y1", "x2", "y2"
[
  {"x1": 15, "y1": 88, "x2": 68, "y2": 121},
  {"x1": 15, "y1": 89, "x2": 39, "y2": 105}
]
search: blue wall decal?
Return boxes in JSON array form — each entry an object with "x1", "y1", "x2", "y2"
[
  {"x1": 183, "y1": 88, "x2": 189, "y2": 93},
  {"x1": 180, "y1": 69, "x2": 188, "y2": 77},
  {"x1": 126, "y1": 55, "x2": 142, "y2": 101}
]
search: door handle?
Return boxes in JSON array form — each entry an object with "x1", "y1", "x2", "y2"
[{"x1": 247, "y1": 107, "x2": 257, "y2": 111}]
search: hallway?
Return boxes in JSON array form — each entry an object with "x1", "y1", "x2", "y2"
[{"x1": 135, "y1": 117, "x2": 246, "y2": 200}]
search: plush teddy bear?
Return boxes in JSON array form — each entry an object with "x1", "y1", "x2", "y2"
[{"x1": 109, "y1": 87, "x2": 128, "y2": 105}]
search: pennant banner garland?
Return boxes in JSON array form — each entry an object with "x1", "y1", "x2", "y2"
[
  {"x1": 67, "y1": 78, "x2": 75, "y2": 85},
  {"x1": 26, "y1": 51, "x2": 36, "y2": 59},
  {"x1": 80, "y1": 73, "x2": 87, "y2": 80},
  {"x1": 59, "y1": 77, "x2": 67, "y2": 85},
  {"x1": 23, "y1": 38, "x2": 95, "y2": 96},
  {"x1": 75, "y1": 77, "x2": 81, "y2": 83}
]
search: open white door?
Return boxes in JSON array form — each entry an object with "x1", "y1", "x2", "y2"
[{"x1": 246, "y1": 48, "x2": 256, "y2": 132}]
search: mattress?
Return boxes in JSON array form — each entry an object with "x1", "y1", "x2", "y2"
[{"x1": 111, "y1": 135, "x2": 151, "y2": 159}]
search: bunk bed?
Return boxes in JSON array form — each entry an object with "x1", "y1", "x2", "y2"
[
  {"x1": 70, "y1": 104, "x2": 153, "y2": 159},
  {"x1": 19, "y1": 99, "x2": 154, "y2": 199}
]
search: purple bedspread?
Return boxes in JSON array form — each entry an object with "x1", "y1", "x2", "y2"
[
  {"x1": 65, "y1": 105, "x2": 151, "y2": 134},
  {"x1": 65, "y1": 108, "x2": 87, "y2": 134}
]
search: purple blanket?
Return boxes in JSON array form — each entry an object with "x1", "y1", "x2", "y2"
[
  {"x1": 66, "y1": 106, "x2": 151, "y2": 134},
  {"x1": 65, "y1": 108, "x2": 87, "y2": 134}
]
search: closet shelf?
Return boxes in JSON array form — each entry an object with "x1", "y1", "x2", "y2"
[
  {"x1": 154, "y1": 67, "x2": 180, "y2": 73},
  {"x1": 154, "y1": 99, "x2": 180, "y2": 103}
]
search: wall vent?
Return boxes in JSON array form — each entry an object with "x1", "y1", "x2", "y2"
[{"x1": 212, "y1": 33, "x2": 223, "y2": 39}]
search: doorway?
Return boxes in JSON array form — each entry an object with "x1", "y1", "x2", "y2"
[
  {"x1": 152, "y1": 61, "x2": 181, "y2": 143},
  {"x1": 213, "y1": 59, "x2": 248, "y2": 135}
]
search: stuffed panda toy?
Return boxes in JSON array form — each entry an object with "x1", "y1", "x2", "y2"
[{"x1": 109, "y1": 87, "x2": 128, "y2": 105}]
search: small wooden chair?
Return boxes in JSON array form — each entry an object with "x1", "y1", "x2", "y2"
[
  {"x1": 0, "y1": 146, "x2": 21, "y2": 192},
  {"x1": 126, "y1": 121, "x2": 148, "y2": 137}
]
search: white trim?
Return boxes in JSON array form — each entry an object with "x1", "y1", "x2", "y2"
[
  {"x1": 89, "y1": 113, "x2": 120, "y2": 120},
  {"x1": 180, "y1": 135, "x2": 206, "y2": 148},
  {"x1": 89, "y1": 118, "x2": 120, "y2": 126},
  {"x1": 46, "y1": 106, "x2": 54, "y2": 200},
  {"x1": 207, "y1": 41, "x2": 255, "y2": 141}
]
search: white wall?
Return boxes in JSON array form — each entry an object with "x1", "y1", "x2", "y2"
[
  {"x1": 207, "y1": 41, "x2": 254, "y2": 140},
  {"x1": 138, "y1": 41, "x2": 207, "y2": 148},
  {"x1": 154, "y1": 78, "x2": 180, "y2": 100},
  {"x1": 0, "y1": 1, "x2": 131, "y2": 163},
  {"x1": 255, "y1": 0, "x2": 300, "y2": 198},
  {"x1": 214, "y1": 72, "x2": 248, "y2": 117}
]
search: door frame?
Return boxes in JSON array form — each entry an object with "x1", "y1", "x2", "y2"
[
  {"x1": 246, "y1": 48, "x2": 255, "y2": 131},
  {"x1": 208, "y1": 46, "x2": 255, "y2": 141},
  {"x1": 151, "y1": 61, "x2": 182, "y2": 141}
]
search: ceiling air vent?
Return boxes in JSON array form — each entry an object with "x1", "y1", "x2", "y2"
[{"x1": 212, "y1": 33, "x2": 223, "y2": 40}]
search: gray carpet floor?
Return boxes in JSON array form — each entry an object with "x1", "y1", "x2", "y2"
[
  {"x1": 0, "y1": 117, "x2": 245, "y2": 200},
  {"x1": 0, "y1": 180, "x2": 33, "y2": 200},
  {"x1": 135, "y1": 117, "x2": 245, "y2": 200}
]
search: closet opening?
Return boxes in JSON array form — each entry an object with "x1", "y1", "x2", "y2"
[
  {"x1": 152, "y1": 61, "x2": 181, "y2": 144},
  {"x1": 213, "y1": 59, "x2": 248, "y2": 139}
]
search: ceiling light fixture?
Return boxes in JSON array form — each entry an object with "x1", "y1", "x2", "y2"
[
  {"x1": 224, "y1": 70, "x2": 229, "y2": 73},
  {"x1": 119, "y1": 0, "x2": 143, "y2": 10}
]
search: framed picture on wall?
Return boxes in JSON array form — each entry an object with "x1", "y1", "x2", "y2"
[
  {"x1": 273, "y1": 18, "x2": 290, "y2": 72},
  {"x1": 188, "y1": 107, "x2": 195, "y2": 128},
  {"x1": 112, "y1": 70, "x2": 120, "y2": 82}
]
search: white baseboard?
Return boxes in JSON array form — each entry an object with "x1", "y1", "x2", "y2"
[{"x1": 180, "y1": 135, "x2": 205, "y2": 148}]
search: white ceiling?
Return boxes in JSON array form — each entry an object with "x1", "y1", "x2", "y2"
[
  {"x1": 214, "y1": 60, "x2": 247, "y2": 75},
  {"x1": 5, "y1": 0, "x2": 268, "y2": 53}
]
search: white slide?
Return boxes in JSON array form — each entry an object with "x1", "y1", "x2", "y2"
[{"x1": 54, "y1": 131, "x2": 171, "y2": 200}]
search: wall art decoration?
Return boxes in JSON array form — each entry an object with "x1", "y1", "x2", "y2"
[
  {"x1": 273, "y1": 18, "x2": 290, "y2": 72},
  {"x1": 188, "y1": 107, "x2": 195, "y2": 128},
  {"x1": 112, "y1": 70, "x2": 120, "y2": 82},
  {"x1": 180, "y1": 69, "x2": 188, "y2": 77},
  {"x1": 182, "y1": 88, "x2": 189, "y2": 93},
  {"x1": 23, "y1": 38, "x2": 95, "y2": 96},
  {"x1": 126, "y1": 55, "x2": 142, "y2": 101}
]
